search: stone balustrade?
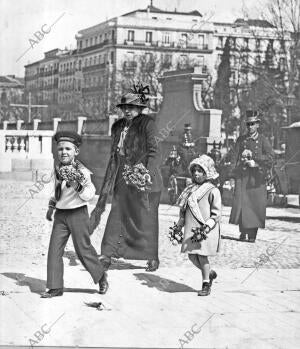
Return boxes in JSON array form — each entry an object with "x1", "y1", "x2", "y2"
[{"x1": 0, "y1": 116, "x2": 117, "y2": 173}]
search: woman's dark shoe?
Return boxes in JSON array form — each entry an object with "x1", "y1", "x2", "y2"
[
  {"x1": 198, "y1": 282, "x2": 211, "y2": 296},
  {"x1": 248, "y1": 238, "x2": 256, "y2": 243},
  {"x1": 146, "y1": 259, "x2": 159, "y2": 272},
  {"x1": 99, "y1": 272, "x2": 109, "y2": 294},
  {"x1": 239, "y1": 233, "x2": 247, "y2": 241},
  {"x1": 209, "y1": 270, "x2": 217, "y2": 286},
  {"x1": 41, "y1": 288, "x2": 63, "y2": 298}
]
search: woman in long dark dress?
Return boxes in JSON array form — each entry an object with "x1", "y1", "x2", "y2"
[{"x1": 90, "y1": 84, "x2": 163, "y2": 293}]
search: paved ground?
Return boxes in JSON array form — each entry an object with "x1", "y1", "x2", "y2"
[{"x1": 0, "y1": 180, "x2": 300, "y2": 348}]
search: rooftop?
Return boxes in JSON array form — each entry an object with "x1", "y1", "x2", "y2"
[
  {"x1": 0, "y1": 75, "x2": 24, "y2": 87},
  {"x1": 122, "y1": 5, "x2": 202, "y2": 18}
]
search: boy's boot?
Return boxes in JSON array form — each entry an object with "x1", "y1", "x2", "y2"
[{"x1": 99, "y1": 272, "x2": 109, "y2": 294}]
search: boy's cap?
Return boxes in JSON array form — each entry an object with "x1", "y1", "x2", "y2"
[{"x1": 54, "y1": 131, "x2": 82, "y2": 147}]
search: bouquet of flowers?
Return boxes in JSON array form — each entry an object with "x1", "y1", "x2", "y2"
[
  {"x1": 168, "y1": 222, "x2": 184, "y2": 245},
  {"x1": 58, "y1": 162, "x2": 86, "y2": 187},
  {"x1": 191, "y1": 226, "x2": 208, "y2": 244},
  {"x1": 122, "y1": 163, "x2": 152, "y2": 192}
]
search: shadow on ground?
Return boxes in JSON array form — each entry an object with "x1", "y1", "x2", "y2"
[
  {"x1": 2, "y1": 272, "x2": 99, "y2": 295},
  {"x1": 134, "y1": 273, "x2": 196, "y2": 293},
  {"x1": 2, "y1": 272, "x2": 46, "y2": 293},
  {"x1": 221, "y1": 235, "x2": 244, "y2": 242},
  {"x1": 109, "y1": 259, "x2": 145, "y2": 270},
  {"x1": 267, "y1": 216, "x2": 300, "y2": 223}
]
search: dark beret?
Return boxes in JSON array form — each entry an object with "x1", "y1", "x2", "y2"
[{"x1": 54, "y1": 131, "x2": 82, "y2": 147}]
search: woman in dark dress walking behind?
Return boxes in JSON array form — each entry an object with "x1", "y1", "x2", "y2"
[{"x1": 90, "y1": 84, "x2": 163, "y2": 293}]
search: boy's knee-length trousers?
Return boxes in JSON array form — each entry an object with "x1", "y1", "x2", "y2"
[{"x1": 47, "y1": 206, "x2": 104, "y2": 289}]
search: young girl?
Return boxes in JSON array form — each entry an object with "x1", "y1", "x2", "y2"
[{"x1": 175, "y1": 155, "x2": 221, "y2": 296}]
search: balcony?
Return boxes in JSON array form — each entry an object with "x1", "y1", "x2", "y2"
[
  {"x1": 79, "y1": 39, "x2": 113, "y2": 53},
  {"x1": 82, "y1": 86, "x2": 103, "y2": 93},
  {"x1": 59, "y1": 70, "x2": 76, "y2": 76},
  {"x1": 82, "y1": 63, "x2": 107, "y2": 72},
  {"x1": 121, "y1": 40, "x2": 210, "y2": 51},
  {"x1": 123, "y1": 61, "x2": 137, "y2": 70},
  {"x1": 186, "y1": 43, "x2": 209, "y2": 50}
]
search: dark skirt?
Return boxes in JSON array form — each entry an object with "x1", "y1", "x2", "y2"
[
  {"x1": 101, "y1": 155, "x2": 160, "y2": 260},
  {"x1": 229, "y1": 170, "x2": 267, "y2": 229}
]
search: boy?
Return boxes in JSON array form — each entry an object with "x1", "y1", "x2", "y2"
[{"x1": 41, "y1": 131, "x2": 106, "y2": 298}]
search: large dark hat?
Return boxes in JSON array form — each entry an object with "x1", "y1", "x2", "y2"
[
  {"x1": 116, "y1": 83, "x2": 150, "y2": 108},
  {"x1": 54, "y1": 131, "x2": 82, "y2": 147},
  {"x1": 246, "y1": 110, "x2": 261, "y2": 124}
]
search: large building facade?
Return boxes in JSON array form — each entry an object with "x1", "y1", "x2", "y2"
[{"x1": 24, "y1": 5, "x2": 287, "y2": 121}]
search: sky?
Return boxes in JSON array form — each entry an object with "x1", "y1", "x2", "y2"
[{"x1": 0, "y1": 0, "x2": 263, "y2": 77}]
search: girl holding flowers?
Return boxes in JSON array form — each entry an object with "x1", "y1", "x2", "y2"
[{"x1": 174, "y1": 155, "x2": 221, "y2": 296}]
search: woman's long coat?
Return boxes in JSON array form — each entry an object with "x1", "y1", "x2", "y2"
[
  {"x1": 229, "y1": 133, "x2": 274, "y2": 229},
  {"x1": 96, "y1": 113, "x2": 163, "y2": 260}
]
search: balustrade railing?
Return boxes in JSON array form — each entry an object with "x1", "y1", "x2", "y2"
[{"x1": 5, "y1": 135, "x2": 28, "y2": 153}]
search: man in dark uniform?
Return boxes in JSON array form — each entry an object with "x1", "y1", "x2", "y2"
[{"x1": 229, "y1": 110, "x2": 274, "y2": 242}]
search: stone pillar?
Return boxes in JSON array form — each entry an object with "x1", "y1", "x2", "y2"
[
  {"x1": 77, "y1": 116, "x2": 87, "y2": 135},
  {"x1": 28, "y1": 136, "x2": 41, "y2": 156},
  {"x1": 3, "y1": 121, "x2": 8, "y2": 130},
  {"x1": 157, "y1": 67, "x2": 222, "y2": 154},
  {"x1": 16, "y1": 120, "x2": 24, "y2": 130},
  {"x1": 53, "y1": 118, "x2": 61, "y2": 132},
  {"x1": 33, "y1": 119, "x2": 41, "y2": 130},
  {"x1": 41, "y1": 136, "x2": 52, "y2": 156}
]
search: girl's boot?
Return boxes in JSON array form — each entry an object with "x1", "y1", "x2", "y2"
[{"x1": 198, "y1": 282, "x2": 211, "y2": 296}]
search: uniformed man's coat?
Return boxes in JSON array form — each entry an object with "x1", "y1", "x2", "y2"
[{"x1": 229, "y1": 133, "x2": 274, "y2": 229}]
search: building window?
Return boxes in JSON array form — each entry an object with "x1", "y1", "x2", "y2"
[
  {"x1": 104, "y1": 33, "x2": 107, "y2": 41},
  {"x1": 179, "y1": 54, "x2": 188, "y2": 67},
  {"x1": 111, "y1": 30, "x2": 115, "y2": 42},
  {"x1": 255, "y1": 55, "x2": 261, "y2": 65},
  {"x1": 90, "y1": 38, "x2": 93, "y2": 46},
  {"x1": 89, "y1": 57, "x2": 92, "y2": 66},
  {"x1": 269, "y1": 39, "x2": 274, "y2": 48},
  {"x1": 230, "y1": 37, "x2": 236, "y2": 49},
  {"x1": 164, "y1": 53, "x2": 172, "y2": 64},
  {"x1": 110, "y1": 51, "x2": 114, "y2": 63},
  {"x1": 79, "y1": 41, "x2": 82, "y2": 49},
  {"x1": 279, "y1": 57, "x2": 286, "y2": 71},
  {"x1": 146, "y1": 31, "x2": 152, "y2": 43},
  {"x1": 196, "y1": 55, "x2": 204, "y2": 66},
  {"x1": 94, "y1": 36, "x2": 97, "y2": 44},
  {"x1": 181, "y1": 33, "x2": 188, "y2": 46},
  {"x1": 85, "y1": 39, "x2": 88, "y2": 47},
  {"x1": 198, "y1": 35, "x2": 204, "y2": 48},
  {"x1": 99, "y1": 34, "x2": 102, "y2": 42},
  {"x1": 163, "y1": 32, "x2": 170, "y2": 44},
  {"x1": 128, "y1": 30, "x2": 134, "y2": 42},
  {"x1": 255, "y1": 39, "x2": 261, "y2": 50},
  {"x1": 218, "y1": 36, "x2": 223, "y2": 48},
  {"x1": 78, "y1": 60, "x2": 82, "y2": 71},
  {"x1": 244, "y1": 38, "x2": 249, "y2": 49}
]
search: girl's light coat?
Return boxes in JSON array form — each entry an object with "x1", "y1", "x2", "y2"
[{"x1": 181, "y1": 182, "x2": 222, "y2": 256}]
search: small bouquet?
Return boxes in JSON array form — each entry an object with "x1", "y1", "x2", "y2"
[
  {"x1": 168, "y1": 222, "x2": 184, "y2": 245},
  {"x1": 241, "y1": 149, "x2": 253, "y2": 169},
  {"x1": 191, "y1": 226, "x2": 208, "y2": 244},
  {"x1": 58, "y1": 162, "x2": 86, "y2": 187},
  {"x1": 122, "y1": 163, "x2": 152, "y2": 192}
]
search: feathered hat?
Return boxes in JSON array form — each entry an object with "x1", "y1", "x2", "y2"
[{"x1": 116, "y1": 82, "x2": 150, "y2": 108}]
